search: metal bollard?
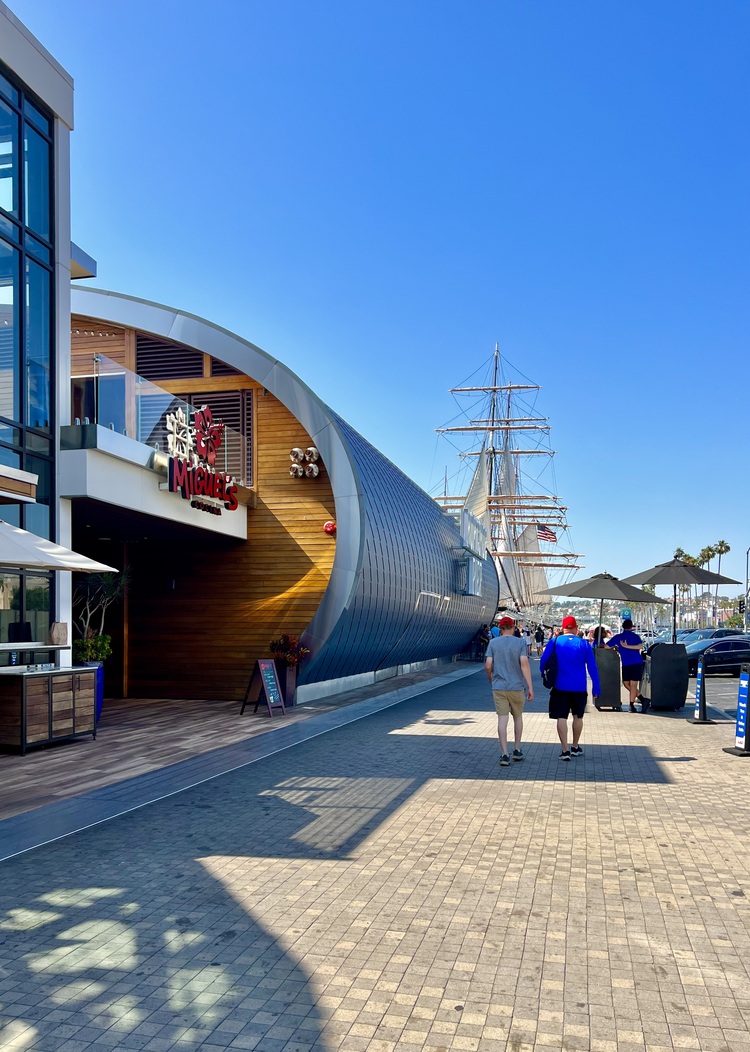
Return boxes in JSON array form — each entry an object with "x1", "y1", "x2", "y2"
[
  {"x1": 689, "y1": 657, "x2": 716, "y2": 725},
  {"x1": 723, "y1": 663, "x2": 750, "y2": 756}
]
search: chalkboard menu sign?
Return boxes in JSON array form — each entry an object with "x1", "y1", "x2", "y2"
[{"x1": 240, "y1": 659, "x2": 287, "y2": 718}]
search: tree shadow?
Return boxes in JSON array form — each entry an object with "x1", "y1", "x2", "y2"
[{"x1": 0, "y1": 672, "x2": 673, "y2": 1049}]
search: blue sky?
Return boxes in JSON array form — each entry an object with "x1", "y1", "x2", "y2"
[{"x1": 11, "y1": 0, "x2": 750, "y2": 590}]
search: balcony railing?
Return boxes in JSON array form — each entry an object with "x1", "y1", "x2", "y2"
[{"x1": 70, "y1": 353, "x2": 251, "y2": 487}]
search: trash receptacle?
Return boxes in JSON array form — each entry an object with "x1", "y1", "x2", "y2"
[
  {"x1": 593, "y1": 646, "x2": 622, "y2": 711},
  {"x1": 641, "y1": 642, "x2": 688, "y2": 711}
]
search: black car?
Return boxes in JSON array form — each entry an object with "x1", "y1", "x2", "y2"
[
  {"x1": 686, "y1": 636, "x2": 750, "y2": 676},
  {"x1": 680, "y1": 627, "x2": 745, "y2": 644}
]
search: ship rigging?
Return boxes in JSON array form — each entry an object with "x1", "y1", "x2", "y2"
[{"x1": 434, "y1": 344, "x2": 581, "y2": 617}]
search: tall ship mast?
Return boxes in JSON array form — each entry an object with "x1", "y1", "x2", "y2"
[{"x1": 434, "y1": 343, "x2": 582, "y2": 618}]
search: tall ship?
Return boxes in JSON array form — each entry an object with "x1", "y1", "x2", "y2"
[{"x1": 433, "y1": 344, "x2": 581, "y2": 621}]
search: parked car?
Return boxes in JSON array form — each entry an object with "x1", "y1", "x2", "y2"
[
  {"x1": 681, "y1": 628, "x2": 745, "y2": 644},
  {"x1": 638, "y1": 631, "x2": 666, "y2": 646},
  {"x1": 686, "y1": 636, "x2": 750, "y2": 676}
]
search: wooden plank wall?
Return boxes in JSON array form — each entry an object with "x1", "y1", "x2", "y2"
[
  {"x1": 124, "y1": 384, "x2": 336, "y2": 701},
  {"x1": 71, "y1": 317, "x2": 135, "y2": 374}
]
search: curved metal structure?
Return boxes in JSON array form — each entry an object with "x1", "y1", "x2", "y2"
[{"x1": 70, "y1": 287, "x2": 499, "y2": 684}]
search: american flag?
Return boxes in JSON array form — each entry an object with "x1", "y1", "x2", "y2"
[{"x1": 537, "y1": 524, "x2": 557, "y2": 543}]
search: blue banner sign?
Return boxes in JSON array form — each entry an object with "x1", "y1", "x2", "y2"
[
  {"x1": 694, "y1": 660, "x2": 704, "y2": 719},
  {"x1": 736, "y1": 669, "x2": 749, "y2": 750}
]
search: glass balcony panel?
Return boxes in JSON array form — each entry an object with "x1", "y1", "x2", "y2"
[{"x1": 69, "y1": 353, "x2": 251, "y2": 486}]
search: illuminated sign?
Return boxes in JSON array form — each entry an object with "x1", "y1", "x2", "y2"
[{"x1": 165, "y1": 404, "x2": 239, "y2": 514}]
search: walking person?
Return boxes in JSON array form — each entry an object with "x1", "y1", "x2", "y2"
[
  {"x1": 540, "y1": 615, "x2": 600, "y2": 761},
  {"x1": 473, "y1": 623, "x2": 490, "y2": 662},
  {"x1": 485, "y1": 616, "x2": 534, "y2": 767},
  {"x1": 523, "y1": 624, "x2": 533, "y2": 658},
  {"x1": 534, "y1": 624, "x2": 545, "y2": 656},
  {"x1": 606, "y1": 618, "x2": 646, "y2": 712}
]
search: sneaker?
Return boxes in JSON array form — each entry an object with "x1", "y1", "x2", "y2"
[
  {"x1": 570, "y1": 745, "x2": 583, "y2": 757},
  {"x1": 559, "y1": 750, "x2": 571, "y2": 761},
  {"x1": 629, "y1": 704, "x2": 637, "y2": 713},
  {"x1": 512, "y1": 749, "x2": 524, "y2": 762},
  {"x1": 499, "y1": 754, "x2": 511, "y2": 767}
]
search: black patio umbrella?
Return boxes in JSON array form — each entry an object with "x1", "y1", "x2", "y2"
[
  {"x1": 623, "y1": 559, "x2": 740, "y2": 643},
  {"x1": 542, "y1": 573, "x2": 668, "y2": 644}
]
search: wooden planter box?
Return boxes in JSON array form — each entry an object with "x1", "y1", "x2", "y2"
[{"x1": 0, "y1": 669, "x2": 97, "y2": 754}]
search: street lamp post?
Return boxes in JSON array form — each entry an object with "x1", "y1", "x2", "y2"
[{"x1": 745, "y1": 546, "x2": 750, "y2": 633}]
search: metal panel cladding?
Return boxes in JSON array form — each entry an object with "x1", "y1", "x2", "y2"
[{"x1": 300, "y1": 415, "x2": 499, "y2": 684}]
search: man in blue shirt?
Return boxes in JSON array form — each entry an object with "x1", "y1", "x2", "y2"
[
  {"x1": 540, "y1": 615, "x2": 600, "y2": 761},
  {"x1": 606, "y1": 619, "x2": 645, "y2": 713}
]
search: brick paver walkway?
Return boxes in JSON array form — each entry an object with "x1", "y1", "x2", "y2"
[{"x1": 2, "y1": 665, "x2": 750, "y2": 1051}]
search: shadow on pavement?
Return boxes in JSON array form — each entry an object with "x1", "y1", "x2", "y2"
[{"x1": 0, "y1": 669, "x2": 674, "y2": 1049}]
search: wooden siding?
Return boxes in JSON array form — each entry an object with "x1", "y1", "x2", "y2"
[
  {"x1": 69, "y1": 316, "x2": 337, "y2": 700},
  {"x1": 71, "y1": 316, "x2": 135, "y2": 373},
  {"x1": 125, "y1": 390, "x2": 336, "y2": 700}
]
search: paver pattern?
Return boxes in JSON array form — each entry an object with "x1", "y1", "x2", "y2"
[{"x1": 2, "y1": 665, "x2": 750, "y2": 1051}]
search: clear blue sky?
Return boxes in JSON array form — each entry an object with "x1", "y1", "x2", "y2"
[{"x1": 11, "y1": 0, "x2": 750, "y2": 591}]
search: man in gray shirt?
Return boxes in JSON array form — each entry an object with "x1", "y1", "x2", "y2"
[{"x1": 485, "y1": 615, "x2": 534, "y2": 766}]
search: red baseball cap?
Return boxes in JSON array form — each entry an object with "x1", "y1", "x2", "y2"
[
  {"x1": 497, "y1": 616, "x2": 515, "y2": 629},
  {"x1": 562, "y1": 615, "x2": 577, "y2": 630}
]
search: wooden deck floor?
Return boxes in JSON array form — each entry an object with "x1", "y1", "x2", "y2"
[{"x1": 0, "y1": 695, "x2": 325, "y2": 822}]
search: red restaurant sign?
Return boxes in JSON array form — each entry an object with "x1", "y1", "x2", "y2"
[{"x1": 166, "y1": 404, "x2": 239, "y2": 514}]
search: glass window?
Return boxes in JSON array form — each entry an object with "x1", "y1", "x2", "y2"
[
  {"x1": 24, "y1": 498, "x2": 49, "y2": 540},
  {"x1": 0, "y1": 571, "x2": 21, "y2": 666},
  {"x1": 0, "y1": 444, "x2": 20, "y2": 469},
  {"x1": 24, "y1": 573, "x2": 50, "y2": 642},
  {"x1": 0, "y1": 212, "x2": 18, "y2": 243},
  {"x1": 1, "y1": 502, "x2": 19, "y2": 527},
  {"x1": 0, "y1": 238, "x2": 20, "y2": 423},
  {"x1": 25, "y1": 259, "x2": 50, "y2": 429},
  {"x1": 0, "y1": 70, "x2": 19, "y2": 106},
  {"x1": 24, "y1": 100, "x2": 50, "y2": 137},
  {"x1": 24, "y1": 431, "x2": 50, "y2": 454},
  {"x1": 23, "y1": 125, "x2": 49, "y2": 240},
  {"x1": 0, "y1": 423, "x2": 20, "y2": 446},
  {"x1": 25, "y1": 232, "x2": 50, "y2": 264},
  {"x1": 0, "y1": 99, "x2": 18, "y2": 217}
]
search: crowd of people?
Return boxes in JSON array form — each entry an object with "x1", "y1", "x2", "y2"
[{"x1": 478, "y1": 613, "x2": 648, "y2": 766}]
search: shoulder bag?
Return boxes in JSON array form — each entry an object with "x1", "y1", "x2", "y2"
[{"x1": 541, "y1": 637, "x2": 558, "y2": 689}]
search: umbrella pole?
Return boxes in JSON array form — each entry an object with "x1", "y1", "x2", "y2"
[
  {"x1": 672, "y1": 584, "x2": 677, "y2": 644},
  {"x1": 599, "y1": 598, "x2": 604, "y2": 645}
]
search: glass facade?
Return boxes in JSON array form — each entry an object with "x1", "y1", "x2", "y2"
[{"x1": 0, "y1": 61, "x2": 54, "y2": 661}]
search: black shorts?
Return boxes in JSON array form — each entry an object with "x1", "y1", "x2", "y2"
[
  {"x1": 548, "y1": 689, "x2": 587, "y2": 719},
  {"x1": 622, "y1": 663, "x2": 643, "y2": 683}
]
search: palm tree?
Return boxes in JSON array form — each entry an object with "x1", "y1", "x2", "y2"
[
  {"x1": 699, "y1": 545, "x2": 715, "y2": 570},
  {"x1": 698, "y1": 546, "x2": 716, "y2": 626},
  {"x1": 714, "y1": 540, "x2": 731, "y2": 626}
]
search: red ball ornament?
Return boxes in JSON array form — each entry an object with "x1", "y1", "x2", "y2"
[{"x1": 323, "y1": 520, "x2": 337, "y2": 535}]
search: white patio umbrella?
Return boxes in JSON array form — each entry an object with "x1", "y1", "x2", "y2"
[{"x1": 0, "y1": 520, "x2": 116, "y2": 573}]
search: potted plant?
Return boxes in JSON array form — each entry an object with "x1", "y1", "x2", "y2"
[
  {"x1": 268, "y1": 633, "x2": 310, "y2": 704},
  {"x1": 72, "y1": 571, "x2": 128, "y2": 722}
]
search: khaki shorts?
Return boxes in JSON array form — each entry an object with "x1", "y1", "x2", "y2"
[{"x1": 492, "y1": 690, "x2": 526, "y2": 718}]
